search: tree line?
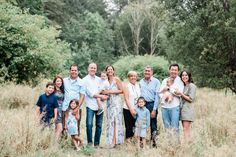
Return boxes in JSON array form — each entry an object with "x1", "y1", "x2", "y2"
[{"x1": 0, "y1": 0, "x2": 235, "y2": 93}]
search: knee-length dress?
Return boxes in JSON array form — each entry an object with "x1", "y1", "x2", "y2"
[
  {"x1": 106, "y1": 80, "x2": 124, "y2": 145},
  {"x1": 180, "y1": 83, "x2": 196, "y2": 122},
  {"x1": 66, "y1": 111, "x2": 78, "y2": 135},
  {"x1": 54, "y1": 90, "x2": 64, "y2": 124}
]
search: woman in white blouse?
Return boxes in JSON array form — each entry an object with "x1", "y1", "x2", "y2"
[{"x1": 123, "y1": 71, "x2": 141, "y2": 143}]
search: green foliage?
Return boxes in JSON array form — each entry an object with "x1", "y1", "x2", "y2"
[
  {"x1": 62, "y1": 12, "x2": 115, "y2": 76},
  {"x1": 71, "y1": 42, "x2": 92, "y2": 77},
  {"x1": 14, "y1": 0, "x2": 44, "y2": 15},
  {"x1": 163, "y1": 0, "x2": 236, "y2": 93},
  {"x1": 0, "y1": 3, "x2": 71, "y2": 85},
  {"x1": 113, "y1": 55, "x2": 169, "y2": 81},
  {"x1": 43, "y1": 0, "x2": 108, "y2": 26},
  {"x1": 81, "y1": 145, "x2": 95, "y2": 155}
]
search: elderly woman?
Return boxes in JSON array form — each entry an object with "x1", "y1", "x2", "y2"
[
  {"x1": 175, "y1": 70, "x2": 196, "y2": 143},
  {"x1": 123, "y1": 71, "x2": 141, "y2": 143}
]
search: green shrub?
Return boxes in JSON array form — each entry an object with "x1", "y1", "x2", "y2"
[
  {"x1": 0, "y1": 3, "x2": 71, "y2": 85},
  {"x1": 113, "y1": 55, "x2": 169, "y2": 81}
]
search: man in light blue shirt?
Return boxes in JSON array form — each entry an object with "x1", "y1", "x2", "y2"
[
  {"x1": 140, "y1": 65, "x2": 160, "y2": 147},
  {"x1": 83, "y1": 63, "x2": 109, "y2": 147},
  {"x1": 62, "y1": 64, "x2": 85, "y2": 134}
]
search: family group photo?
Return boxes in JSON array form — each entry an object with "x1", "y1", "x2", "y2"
[
  {"x1": 36, "y1": 63, "x2": 196, "y2": 151},
  {"x1": 0, "y1": 0, "x2": 235, "y2": 157}
]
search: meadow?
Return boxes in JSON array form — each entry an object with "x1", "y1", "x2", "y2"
[{"x1": 0, "y1": 83, "x2": 235, "y2": 157}]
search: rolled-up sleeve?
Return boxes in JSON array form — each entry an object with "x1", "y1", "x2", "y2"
[
  {"x1": 146, "y1": 109, "x2": 150, "y2": 128},
  {"x1": 188, "y1": 83, "x2": 196, "y2": 101},
  {"x1": 153, "y1": 80, "x2": 161, "y2": 110},
  {"x1": 79, "y1": 80, "x2": 86, "y2": 95}
]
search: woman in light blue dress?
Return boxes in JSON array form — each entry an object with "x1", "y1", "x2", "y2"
[{"x1": 102, "y1": 65, "x2": 124, "y2": 147}]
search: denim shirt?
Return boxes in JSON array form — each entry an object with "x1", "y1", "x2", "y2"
[
  {"x1": 140, "y1": 77, "x2": 161, "y2": 110},
  {"x1": 135, "y1": 106, "x2": 150, "y2": 129}
]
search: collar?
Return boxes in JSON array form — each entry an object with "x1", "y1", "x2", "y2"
[
  {"x1": 69, "y1": 76, "x2": 78, "y2": 81},
  {"x1": 144, "y1": 76, "x2": 153, "y2": 83},
  {"x1": 88, "y1": 74, "x2": 96, "y2": 79}
]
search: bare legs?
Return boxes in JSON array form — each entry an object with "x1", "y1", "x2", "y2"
[
  {"x1": 182, "y1": 120, "x2": 192, "y2": 143},
  {"x1": 55, "y1": 123, "x2": 63, "y2": 141},
  {"x1": 71, "y1": 135, "x2": 83, "y2": 151}
]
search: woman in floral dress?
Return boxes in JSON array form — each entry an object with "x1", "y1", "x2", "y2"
[
  {"x1": 53, "y1": 75, "x2": 64, "y2": 141},
  {"x1": 102, "y1": 65, "x2": 124, "y2": 147}
]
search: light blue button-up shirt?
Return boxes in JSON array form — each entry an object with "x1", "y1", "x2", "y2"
[
  {"x1": 140, "y1": 76, "x2": 161, "y2": 110},
  {"x1": 135, "y1": 106, "x2": 150, "y2": 129},
  {"x1": 62, "y1": 77, "x2": 85, "y2": 111}
]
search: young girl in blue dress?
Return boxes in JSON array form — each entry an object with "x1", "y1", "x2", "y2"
[
  {"x1": 65, "y1": 99, "x2": 82, "y2": 151},
  {"x1": 134, "y1": 97, "x2": 150, "y2": 148}
]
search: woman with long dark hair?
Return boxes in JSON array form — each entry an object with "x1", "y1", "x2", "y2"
[
  {"x1": 102, "y1": 65, "x2": 124, "y2": 147},
  {"x1": 175, "y1": 70, "x2": 196, "y2": 143},
  {"x1": 53, "y1": 75, "x2": 65, "y2": 140}
]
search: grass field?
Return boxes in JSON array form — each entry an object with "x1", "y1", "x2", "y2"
[{"x1": 0, "y1": 83, "x2": 235, "y2": 157}]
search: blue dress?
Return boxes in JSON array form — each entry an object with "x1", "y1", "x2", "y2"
[{"x1": 66, "y1": 111, "x2": 78, "y2": 135}]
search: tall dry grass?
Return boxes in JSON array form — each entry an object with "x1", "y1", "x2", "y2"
[{"x1": 0, "y1": 84, "x2": 235, "y2": 157}]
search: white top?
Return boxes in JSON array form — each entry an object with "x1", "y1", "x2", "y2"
[
  {"x1": 99, "y1": 79, "x2": 109, "y2": 91},
  {"x1": 83, "y1": 74, "x2": 102, "y2": 111},
  {"x1": 123, "y1": 82, "x2": 141, "y2": 110},
  {"x1": 169, "y1": 86, "x2": 176, "y2": 94},
  {"x1": 160, "y1": 76, "x2": 184, "y2": 108}
]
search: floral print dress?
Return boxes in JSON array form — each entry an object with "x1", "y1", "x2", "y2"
[
  {"x1": 106, "y1": 80, "x2": 124, "y2": 145},
  {"x1": 66, "y1": 111, "x2": 78, "y2": 135},
  {"x1": 54, "y1": 90, "x2": 64, "y2": 123}
]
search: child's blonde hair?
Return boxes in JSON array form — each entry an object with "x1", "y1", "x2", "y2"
[{"x1": 167, "y1": 77, "x2": 174, "y2": 85}]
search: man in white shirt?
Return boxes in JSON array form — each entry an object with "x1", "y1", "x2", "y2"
[
  {"x1": 83, "y1": 63, "x2": 109, "y2": 147},
  {"x1": 160, "y1": 64, "x2": 184, "y2": 133}
]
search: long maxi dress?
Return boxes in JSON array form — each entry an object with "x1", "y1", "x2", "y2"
[{"x1": 106, "y1": 80, "x2": 124, "y2": 145}]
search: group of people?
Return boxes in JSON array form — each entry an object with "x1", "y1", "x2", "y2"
[{"x1": 36, "y1": 63, "x2": 196, "y2": 151}]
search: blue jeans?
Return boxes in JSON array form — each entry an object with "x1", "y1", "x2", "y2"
[
  {"x1": 86, "y1": 107, "x2": 103, "y2": 145},
  {"x1": 161, "y1": 106, "x2": 180, "y2": 133}
]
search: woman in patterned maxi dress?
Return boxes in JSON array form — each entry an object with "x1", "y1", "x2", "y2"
[{"x1": 102, "y1": 65, "x2": 124, "y2": 147}]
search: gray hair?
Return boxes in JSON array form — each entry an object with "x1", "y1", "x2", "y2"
[{"x1": 144, "y1": 65, "x2": 153, "y2": 71}]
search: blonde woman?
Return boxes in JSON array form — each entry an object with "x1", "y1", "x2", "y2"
[{"x1": 123, "y1": 71, "x2": 140, "y2": 143}]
